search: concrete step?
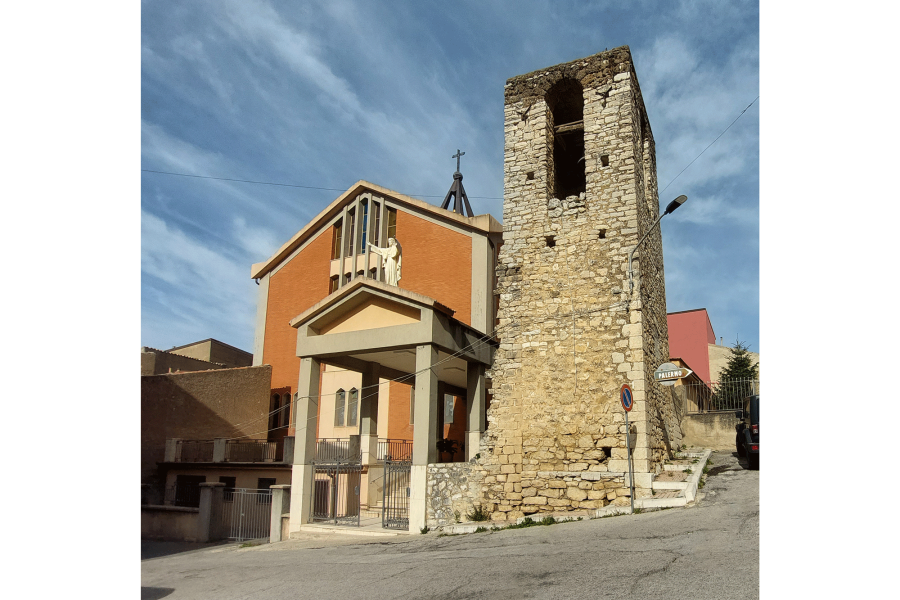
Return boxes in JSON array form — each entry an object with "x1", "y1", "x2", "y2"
[{"x1": 635, "y1": 448, "x2": 712, "y2": 509}]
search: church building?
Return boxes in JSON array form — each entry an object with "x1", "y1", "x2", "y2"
[
  {"x1": 249, "y1": 45, "x2": 682, "y2": 535},
  {"x1": 250, "y1": 177, "x2": 501, "y2": 530}
]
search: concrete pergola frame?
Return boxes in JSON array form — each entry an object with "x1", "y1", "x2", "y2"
[{"x1": 286, "y1": 278, "x2": 492, "y2": 534}]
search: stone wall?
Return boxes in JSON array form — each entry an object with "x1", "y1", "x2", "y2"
[
  {"x1": 473, "y1": 46, "x2": 682, "y2": 522},
  {"x1": 426, "y1": 462, "x2": 484, "y2": 527}
]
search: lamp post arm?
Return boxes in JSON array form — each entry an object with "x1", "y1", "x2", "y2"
[{"x1": 627, "y1": 211, "x2": 667, "y2": 296}]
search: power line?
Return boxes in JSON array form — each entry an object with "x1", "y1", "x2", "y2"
[
  {"x1": 141, "y1": 169, "x2": 503, "y2": 200},
  {"x1": 660, "y1": 96, "x2": 759, "y2": 195},
  {"x1": 224, "y1": 297, "x2": 631, "y2": 440}
]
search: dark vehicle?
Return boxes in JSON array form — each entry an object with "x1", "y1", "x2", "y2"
[{"x1": 735, "y1": 394, "x2": 759, "y2": 470}]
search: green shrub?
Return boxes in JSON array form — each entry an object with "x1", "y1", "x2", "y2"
[{"x1": 466, "y1": 505, "x2": 491, "y2": 522}]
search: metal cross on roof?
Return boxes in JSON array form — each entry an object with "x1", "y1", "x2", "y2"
[
  {"x1": 440, "y1": 149, "x2": 474, "y2": 217},
  {"x1": 453, "y1": 149, "x2": 465, "y2": 173}
]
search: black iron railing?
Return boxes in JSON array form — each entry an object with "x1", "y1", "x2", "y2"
[
  {"x1": 225, "y1": 439, "x2": 282, "y2": 462},
  {"x1": 681, "y1": 379, "x2": 759, "y2": 413},
  {"x1": 376, "y1": 439, "x2": 413, "y2": 462},
  {"x1": 315, "y1": 438, "x2": 361, "y2": 463}
]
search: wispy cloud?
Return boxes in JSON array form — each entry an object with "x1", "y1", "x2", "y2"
[{"x1": 141, "y1": 0, "x2": 759, "y2": 352}]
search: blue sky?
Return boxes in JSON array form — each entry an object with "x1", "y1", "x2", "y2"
[{"x1": 141, "y1": 0, "x2": 760, "y2": 356}]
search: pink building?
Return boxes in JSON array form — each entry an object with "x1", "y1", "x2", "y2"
[{"x1": 667, "y1": 308, "x2": 716, "y2": 383}]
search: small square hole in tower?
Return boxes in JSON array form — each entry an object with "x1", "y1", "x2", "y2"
[
  {"x1": 526, "y1": 171, "x2": 535, "y2": 180},
  {"x1": 598, "y1": 229, "x2": 606, "y2": 240},
  {"x1": 545, "y1": 235, "x2": 556, "y2": 248},
  {"x1": 600, "y1": 155, "x2": 610, "y2": 167}
]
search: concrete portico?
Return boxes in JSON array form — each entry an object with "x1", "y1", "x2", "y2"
[{"x1": 287, "y1": 278, "x2": 493, "y2": 534}]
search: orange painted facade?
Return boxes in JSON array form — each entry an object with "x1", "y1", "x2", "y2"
[
  {"x1": 395, "y1": 210, "x2": 473, "y2": 326},
  {"x1": 262, "y1": 228, "x2": 333, "y2": 403},
  {"x1": 386, "y1": 380, "x2": 414, "y2": 441},
  {"x1": 256, "y1": 184, "x2": 497, "y2": 450}
]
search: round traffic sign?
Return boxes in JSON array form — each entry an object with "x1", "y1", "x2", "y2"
[{"x1": 620, "y1": 383, "x2": 633, "y2": 412}]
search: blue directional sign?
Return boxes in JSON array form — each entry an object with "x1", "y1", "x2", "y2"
[{"x1": 620, "y1": 383, "x2": 633, "y2": 412}]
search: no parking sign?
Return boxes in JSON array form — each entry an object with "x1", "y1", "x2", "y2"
[{"x1": 620, "y1": 383, "x2": 633, "y2": 412}]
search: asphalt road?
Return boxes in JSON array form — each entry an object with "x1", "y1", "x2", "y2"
[{"x1": 141, "y1": 450, "x2": 758, "y2": 600}]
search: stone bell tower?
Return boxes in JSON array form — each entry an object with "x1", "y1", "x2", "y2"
[{"x1": 479, "y1": 46, "x2": 682, "y2": 520}]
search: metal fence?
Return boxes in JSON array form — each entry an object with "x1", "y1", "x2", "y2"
[
  {"x1": 376, "y1": 439, "x2": 413, "y2": 462},
  {"x1": 225, "y1": 439, "x2": 282, "y2": 462},
  {"x1": 310, "y1": 464, "x2": 362, "y2": 526},
  {"x1": 680, "y1": 379, "x2": 759, "y2": 414},
  {"x1": 382, "y1": 460, "x2": 411, "y2": 530},
  {"x1": 222, "y1": 488, "x2": 272, "y2": 542},
  {"x1": 315, "y1": 439, "x2": 361, "y2": 463},
  {"x1": 176, "y1": 440, "x2": 214, "y2": 462}
]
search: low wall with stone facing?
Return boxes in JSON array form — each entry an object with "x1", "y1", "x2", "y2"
[
  {"x1": 426, "y1": 462, "x2": 485, "y2": 527},
  {"x1": 518, "y1": 470, "x2": 630, "y2": 511}
]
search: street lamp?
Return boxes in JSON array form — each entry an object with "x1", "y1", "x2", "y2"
[{"x1": 627, "y1": 195, "x2": 687, "y2": 296}]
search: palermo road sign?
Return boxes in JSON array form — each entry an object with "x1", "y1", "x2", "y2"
[{"x1": 654, "y1": 362, "x2": 692, "y2": 386}]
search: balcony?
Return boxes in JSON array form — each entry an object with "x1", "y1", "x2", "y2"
[
  {"x1": 313, "y1": 437, "x2": 412, "y2": 463},
  {"x1": 165, "y1": 437, "x2": 294, "y2": 464},
  {"x1": 375, "y1": 438, "x2": 413, "y2": 462}
]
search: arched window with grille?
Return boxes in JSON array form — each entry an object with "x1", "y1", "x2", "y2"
[
  {"x1": 334, "y1": 389, "x2": 346, "y2": 427},
  {"x1": 348, "y1": 388, "x2": 359, "y2": 428}
]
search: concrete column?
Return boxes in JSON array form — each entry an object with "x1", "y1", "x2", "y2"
[
  {"x1": 212, "y1": 438, "x2": 226, "y2": 462},
  {"x1": 359, "y1": 362, "x2": 380, "y2": 465},
  {"x1": 282, "y1": 436, "x2": 295, "y2": 465},
  {"x1": 269, "y1": 485, "x2": 291, "y2": 543},
  {"x1": 465, "y1": 362, "x2": 486, "y2": 461},
  {"x1": 289, "y1": 356, "x2": 321, "y2": 536},
  {"x1": 410, "y1": 344, "x2": 438, "y2": 532},
  {"x1": 412, "y1": 345, "x2": 439, "y2": 466},
  {"x1": 339, "y1": 204, "x2": 349, "y2": 286},
  {"x1": 164, "y1": 439, "x2": 179, "y2": 462},
  {"x1": 348, "y1": 435, "x2": 361, "y2": 461},
  {"x1": 470, "y1": 234, "x2": 492, "y2": 335},
  {"x1": 252, "y1": 272, "x2": 270, "y2": 366},
  {"x1": 198, "y1": 482, "x2": 225, "y2": 542}
]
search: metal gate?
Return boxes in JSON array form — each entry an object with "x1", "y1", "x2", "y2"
[
  {"x1": 310, "y1": 463, "x2": 362, "y2": 526},
  {"x1": 223, "y1": 488, "x2": 272, "y2": 542},
  {"x1": 382, "y1": 460, "x2": 411, "y2": 530}
]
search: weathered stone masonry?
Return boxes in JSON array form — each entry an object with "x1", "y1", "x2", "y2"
[{"x1": 465, "y1": 46, "x2": 683, "y2": 523}]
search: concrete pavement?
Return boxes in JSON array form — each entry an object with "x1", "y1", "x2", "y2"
[{"x1": 142, "y1": 450, "x2": 758, "y2": 599}]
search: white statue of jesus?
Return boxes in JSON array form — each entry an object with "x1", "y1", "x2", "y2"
[{"x1": 368, "y1": 238, "x2": 402, "y2": 286}]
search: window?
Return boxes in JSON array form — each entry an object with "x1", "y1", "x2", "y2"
[
  {"x1": 360, "y1": 200, "x2": 369, "y2": 250},
  {"x1": 269, "y1": 392, "x2": 290, "y2": 430},
  {"x1": 330, "y1": 276, "x2": 339, "y2": 294},
  {"x1": 269, "y1": 393, "x2": 281, "y2": 431},
  {"x1": 348, "y1": 388, "x2": 358, "y2": 427},
  {"x1": 257, "y1": 478, "x2": 276, "y2": 504},
  {"x1": 174, "y1": 475, "x2": 205, "y2": 508},
  {"x1": 219, "y1": 476, "x2": 236, "y2": 502},
  {"x1": 372, "y1": 202, "x2": 381, "y2": 246},
  {"x1": 547, "y1": 78, "x2": 586, "y2": 199},
  {"x1": 331, "y1": 220, "x2": 343, "y2": 260},
  {"x1": 334, "y1": 389, "x2": 346, "y2": 427},
  {"x1": 444, "y1": 394, "x2": 455, "y2": 424},
  {"x1": 345, "y1": 209, "x2": 356, "y2": 255},
  {"x1": 387, "y1": 207, "x2": 397, "y2": 240}
]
